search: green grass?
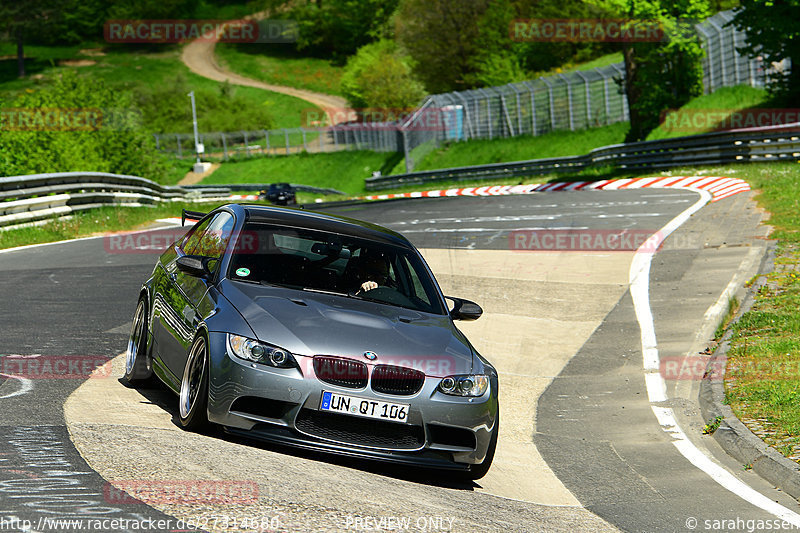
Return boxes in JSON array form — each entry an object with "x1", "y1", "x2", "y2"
[
  {"x1": 647, "y1": 85, "x2": 772, "y2": 140},
  {"x1": 408, "y1": 122, "x2": 629, "y2": 172},
  {"x1": 718, "y1": 161, "x2": 800, "y2": 462},
  {"x1": 559, "y1": 52, "x2": 624, "y2": 74},
  {"x1": 0, "y1": 201, "x2": 231, "y2": 250},
  {"x1": 202, "y1": 150, "x2": 403, "y2": 193},
  {"x1": 0, "y1": 44, "x2": 317, "y2": 132},
  {"x1": 216, "y1": 42, "x2": 345, "y2": 97},
  {"x1": 197, "y1": 122, "x2": 626, "y2": 195}
]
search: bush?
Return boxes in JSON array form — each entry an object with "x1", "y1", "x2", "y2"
[
  {"x1": 133, "y1": 75, "x2": 274, "y2": 133},
  {"x1": 340, "y1": 40, "x2": 426, "y2": 110},
  {"x1": 0, "y1": 71, "x2": 171, "y2": 181}
]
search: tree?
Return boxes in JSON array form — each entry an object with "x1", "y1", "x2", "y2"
[
  {"x1": 0, "y1": 0, "x2": 60, "y2": 77},
  {"x1": 0, "y1": 71, "x2": 170, "y2": 180},
  {"x1": 396, "y1": 0, "x2": 492, "y2": 93},
  {"x1": 588, "y1": 0, "x2": 710, "y2": 141},
  {"x1": 732, "y1": 0, "x2": 800, "y2": 101},
  {"x1": 271, "y1": 0, "x2": 400, "y2": 60},
  {"x1": 510, "y1": 0, "x2": 617, "y2": 75},
  {"x1": 341, "y1": 39, "x2": 426, "y2": 110}
]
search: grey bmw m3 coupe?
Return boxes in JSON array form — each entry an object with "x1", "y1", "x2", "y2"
[{"x1": 125, "y1": 203, "x2": 499, "y2": 479}]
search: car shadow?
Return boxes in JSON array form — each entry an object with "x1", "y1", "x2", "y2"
[{"x1": 118, "y1": 377, "x2": 480, "y2": 491}]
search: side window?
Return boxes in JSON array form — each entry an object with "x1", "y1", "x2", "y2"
[
  {"x1": 181, "y1": 217, "x2": 212, "y2": 254},
  {"x1": 402, "y1": 255, "x2": 433, "y2": 308},
  {"x1": 183, "y1": 212, "x2": 235, "y2": 272}
]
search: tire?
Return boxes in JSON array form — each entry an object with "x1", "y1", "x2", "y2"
[
  {"x1": 466, "y1": 414, "x2": 499, "y2": 481},
  {"x1": 178, "y1": 335, "x2": 210, "y2": 431},
  {"x1": 123, "y1": 298, "x2": 153, "y2": 385}
]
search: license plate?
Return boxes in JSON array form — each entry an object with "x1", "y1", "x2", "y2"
[{"x1": 320, "y1": 391, "x2": 409, "y2": 423}]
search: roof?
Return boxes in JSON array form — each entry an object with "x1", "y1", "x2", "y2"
[{"x1": 234, "y1": 204, "x2": 411, "y2": 248}]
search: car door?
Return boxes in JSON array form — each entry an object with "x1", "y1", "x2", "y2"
[{"x1": 156, "y1": 211, "x2": 235, "y2": 380}]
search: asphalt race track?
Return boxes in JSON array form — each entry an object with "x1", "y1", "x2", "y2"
[{"x1": 0, "y1": 188, "x2": 792, "y2": 532}]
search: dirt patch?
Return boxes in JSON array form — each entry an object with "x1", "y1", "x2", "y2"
[
  {"x1": 59, "y1": 59, "x2": 96, "y2": 67},
  {"x1": 79, "y1": 48, "x2": 106, "y2": 57},
  {"x1": 178, "y1": 162, "x2": 221, "y2": 185}
]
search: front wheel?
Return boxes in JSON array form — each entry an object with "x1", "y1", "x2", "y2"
[
  {"x1": 123, "y1": 298, "x2": 152, "y2": 385},
  {"x1": 178, "y1": 335, "x2": 210, "y2": 431}
]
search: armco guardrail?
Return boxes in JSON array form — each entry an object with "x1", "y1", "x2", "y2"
[
  {"x1": 365, "y1": 124, "x2": 800, "y2": 191},
  {"x1": 0, "y1": 172, "x2": 230, "y2": 229}
]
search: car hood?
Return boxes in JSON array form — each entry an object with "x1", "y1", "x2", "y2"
[{"x1": 220, "y1": 279, "x2": 474, "y2": 377}]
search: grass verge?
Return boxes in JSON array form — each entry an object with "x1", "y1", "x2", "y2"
[
  {"x1": 409, "y1": 122, "x2": 629, "y2": 172},
  {"x1": 721, "y1": 161, "x2": 800, "y2": 462},
  {"x1": 0, "y1": 44, "x2": 316, "y2": 132},
  {"x1": 646, "y1": 85, "x2": 772, "y2": 141},
  {"x1": 201, "y1": 150, "x2": 402, "y2": 193},
  {"x1": 216, "y1": 43, "x2": 345, "y2": 97},
  {"x1": 0, "y1": 201, "x2": 235, "y2": 251}
]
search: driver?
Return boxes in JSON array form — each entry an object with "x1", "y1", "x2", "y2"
[{"x1": 354, "y1": 251, "x2": 391, "y2": 294}]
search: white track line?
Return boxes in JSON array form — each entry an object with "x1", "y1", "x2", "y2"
[
  {"x1": 0, "y1": 374, "x2": 33, "y2": 399},
  {"x1": 629, "y1": 188, "x2": 800, "y2": 525}
]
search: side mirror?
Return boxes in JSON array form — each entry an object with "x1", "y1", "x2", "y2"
[
  {"x1": 446, "y1": 296, "x2": 483, "y2": 321},
  {"x1": 176, "y1": 255, "x2": 212, "y2": 278}
]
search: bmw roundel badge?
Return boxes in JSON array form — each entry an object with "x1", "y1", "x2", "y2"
[{"x1": 363, "y1": 351, "x2": 378, "y2": 361}]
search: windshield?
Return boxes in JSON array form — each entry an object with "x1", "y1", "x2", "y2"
[{"x1": 228, "y1": 223, "x2": 446, "y2": 315}]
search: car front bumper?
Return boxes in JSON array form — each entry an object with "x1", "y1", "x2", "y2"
[{"x1": 205, "y1": 332, "x2": 498, "y2": 468}]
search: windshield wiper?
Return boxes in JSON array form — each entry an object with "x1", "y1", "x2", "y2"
[
  {"x1": 301, "y1": 287, "x2": 362, "y2": 299},
  {"x1": 258, "y1": 280, "x2": 297, "y2": 289}
]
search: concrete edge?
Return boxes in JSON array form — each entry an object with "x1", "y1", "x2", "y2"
[{"x1": 698, "y1": 241, "x2": 800, "y2": 500}]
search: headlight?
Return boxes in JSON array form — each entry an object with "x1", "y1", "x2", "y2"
[
  {"x1": 227, "y1": 334, "x2": 296, "y2": 368},
  {"x1": 438, "y1": 374, "x2": 489, "y2": 397}
]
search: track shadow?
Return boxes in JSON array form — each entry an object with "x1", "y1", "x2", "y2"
[{"x1": 118, "y1": 377, "x2": 480, "y2": 491}]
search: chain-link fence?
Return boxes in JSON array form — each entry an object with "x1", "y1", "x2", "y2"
[
  {"x1": 696, "y1": 10, "x2": 789, "y2": 93},
  {"x1": 154, "y1": 123, "x2": 403, "y2": 160},
  {"x1": 155, "y1": 9, "x2": 789, "y2": 172},
  {"x1": 397, "y1": 10, "x2": 787, "y2": 171}
]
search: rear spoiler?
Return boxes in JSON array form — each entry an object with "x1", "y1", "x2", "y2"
[{"x1": 182, "y1": 209, "x2": 207, "y2": 227}]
